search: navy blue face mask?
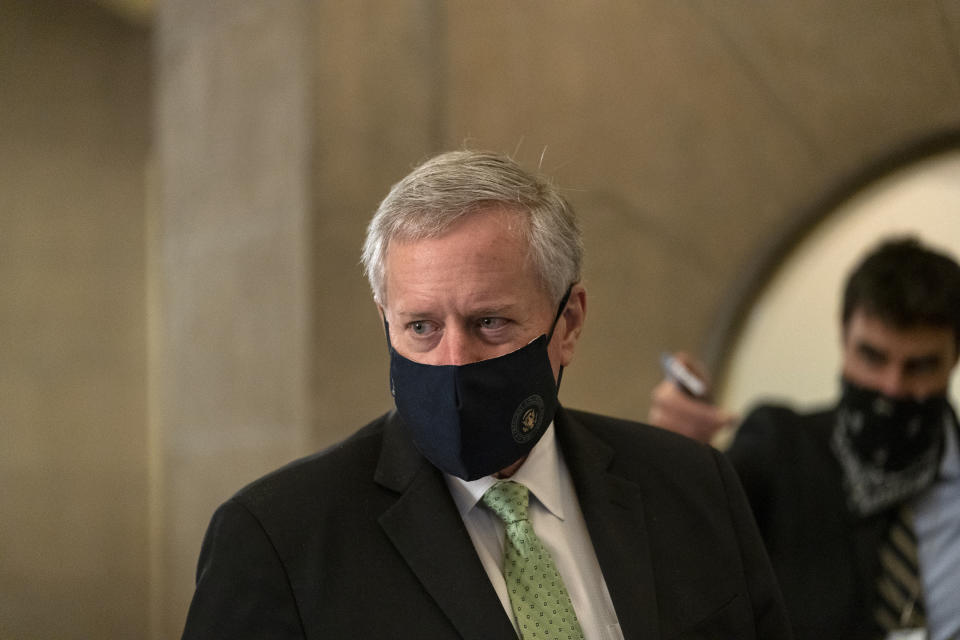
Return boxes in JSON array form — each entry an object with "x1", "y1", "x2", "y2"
[{"x1": 385, "y1": 288, "x2": 572, "y2": 481}]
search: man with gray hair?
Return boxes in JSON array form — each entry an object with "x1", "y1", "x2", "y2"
[{"x1": 182, "y1": 150, "x2": 791, "y2": 639}]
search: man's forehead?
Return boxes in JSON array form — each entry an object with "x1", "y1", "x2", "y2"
[
  {"x1": 845, "y1": 305, "x2": 956, "y2": 336},
  {"x1": 390, "y1": 295, "x2": 528, "y2": 318},
  {"x1": 846, "y1": 310, "x2": 955, "y2": 354},
  {"x1": 381, "y1": 223, "x2": 555, "y2": 315}
]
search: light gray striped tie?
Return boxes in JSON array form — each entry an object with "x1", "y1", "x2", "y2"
[{"x1": 874, "y1": 505, "x2": 925, "y2": 631}]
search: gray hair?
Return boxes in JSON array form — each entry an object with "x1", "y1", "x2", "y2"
[{"x1": 361, "y1": 150, "x2": 583, "y2": 306}]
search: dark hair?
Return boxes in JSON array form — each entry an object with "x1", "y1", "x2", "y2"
[{"x1": 842, "y1": 237, "x2": 960, "y2": 349}]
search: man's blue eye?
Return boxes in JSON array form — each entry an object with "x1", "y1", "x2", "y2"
[
  {"x1": 412, "y1": 321, "x2": 427, "y2": 334},
  {"x1": 479, "y1": 318, "x2": 506, "y2": 330}
]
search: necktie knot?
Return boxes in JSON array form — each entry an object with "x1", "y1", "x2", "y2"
[{"x1": 482, "y1": 481, "x2": 530, "y2": 525}]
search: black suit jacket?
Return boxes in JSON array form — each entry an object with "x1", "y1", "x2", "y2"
[
  {"x1": 182, "y1": 407, "x2": 791, "y2": 639},
  {"x1": 727, "y1": 405, "x2": 891, "y2": 640}
]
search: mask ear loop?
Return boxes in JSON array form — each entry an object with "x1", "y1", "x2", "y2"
[
  {"x1": 380, "y1": 310, "x2": 403, "y2": 397},
  {"x1": 380, "y1": 309, "x2": 391, "y2": 346},
  {"x1": 549, "y1": 285, "x2": 575, "y2": 390}
]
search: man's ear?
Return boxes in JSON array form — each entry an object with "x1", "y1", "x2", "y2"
[
  {"x1": 376, "y1": 302, "x2": 393, "y2": 341},
  {"x1": 558, "y1": 284, "x2": 587, "y2": 367}
]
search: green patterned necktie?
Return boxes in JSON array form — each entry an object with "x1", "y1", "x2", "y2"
[{"x1": 482, "y1": 481, "x2": 585, "y2": 640}]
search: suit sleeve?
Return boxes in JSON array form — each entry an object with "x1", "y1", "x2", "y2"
[
  {"x1": 711, "y1": 447, "x2": 794, "y2": 639},
  {"x1": 725, "y1": 406, "x2": 790, "y2": 536},
  {"x1": 181, "y1": 498, "x2": 306, "y2": 640}
]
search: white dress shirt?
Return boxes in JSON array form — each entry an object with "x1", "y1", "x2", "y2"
[
  {"x1": 912, "y1": 417, "x2": 960, "y2": 640},
  {"x1": 445, "y1": 424, "x2": 624, "y2": 640}
]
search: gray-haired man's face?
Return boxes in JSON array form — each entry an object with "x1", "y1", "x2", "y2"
[{"x1": 379, "y1": 207, "x2": 586, "y2": 381}]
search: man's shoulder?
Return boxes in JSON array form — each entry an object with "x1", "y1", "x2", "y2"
[
  {"x1": 561, "y1": 406, "x2": 719, "y2": 472},
  {"x1": 738, "y1": 403, "x2": 836, "y2": 443},
  {"x1": 230, "y1": 411, "x2": 394, "y2": 512},
  {"x1": 727, "y1": 403, "x2": 839, "y2": 476},
  {"x1": 561, "y1": 407, "x2": 761, "y2": 539},
  {"x1": 565, "y1": 406, "x2": 705, "y2": 446}
]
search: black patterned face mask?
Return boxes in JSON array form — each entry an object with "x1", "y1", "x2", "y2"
[{"x1": 831, "y1": 377, "x2": 949, "y2": 516}]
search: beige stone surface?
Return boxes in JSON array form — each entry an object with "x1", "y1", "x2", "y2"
[
  {"x1": 2, "y1": 0, "x2": 959, "y2": 637},
  {"x1": 0, "y1": 1, "x2": 151, "y2": 638},
  {"x1": 152, "y1": 2, "x2": 312, "y2": 637}
]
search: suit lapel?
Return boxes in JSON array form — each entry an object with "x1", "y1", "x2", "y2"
[
  {"x1": 375, "y1": 413, "x2": 516, "y2": 640},
  {"x1": 823, "y1": 408, "x2": 889, "y2": 612},
  {"x1": 847, "y1": 504, "x2": 893, "y2": 614},
  {"x1": 556, "y1": 409, "x2": 661, "y2": 639}
]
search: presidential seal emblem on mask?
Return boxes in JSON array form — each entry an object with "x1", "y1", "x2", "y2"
[{"x1": 511, "y1": 394, "x2": 546, "y2": 443}]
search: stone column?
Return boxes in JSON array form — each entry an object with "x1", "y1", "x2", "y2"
[{"x1": 152, "y1": 3, "x2": 311, "y2": 637}]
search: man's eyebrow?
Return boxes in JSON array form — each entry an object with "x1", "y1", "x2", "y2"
[
  {"x1": 855, "y1": 342, "x2": 888, "y2": 361},
  {"x1": 391, "y1": 309, "x2": 432, "y2": 319},
  {"x1": 904, "y1": 353, "x2": 944, "y2": 368},
  {"x1": 390, "y1": 303, "x2": 519, "y2": 319},
  {"x1": 470, "y1": 304, "x2": 516, "y2": 317}
]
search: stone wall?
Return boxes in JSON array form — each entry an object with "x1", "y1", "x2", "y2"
[
  {"x1": 0, "y1": 1, "x2": 151, "y2": 637},
  {"x1": 2, "y1": 1, "x2": 958, "y2": 637}
]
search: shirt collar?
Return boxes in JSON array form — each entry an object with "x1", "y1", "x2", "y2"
[{"x1": 445, "y1": 423, "x2": 566, "y2": 521}]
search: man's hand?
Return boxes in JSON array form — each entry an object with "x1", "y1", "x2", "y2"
[{"x1": 647, "y1": 352, "x2": 736, "y2": 444}]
